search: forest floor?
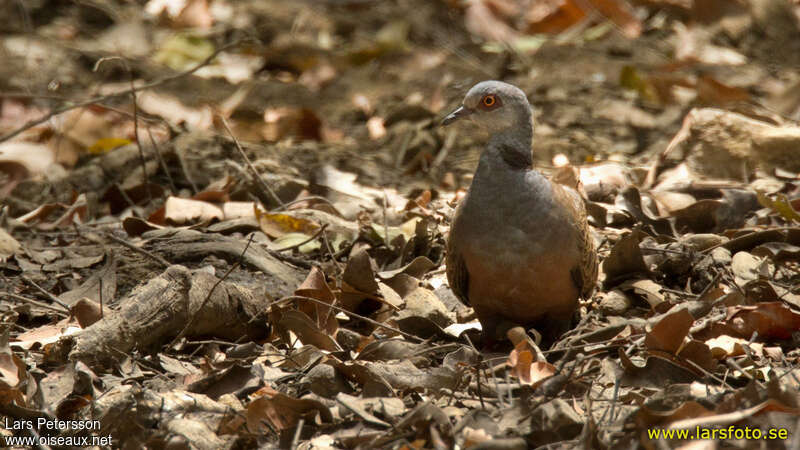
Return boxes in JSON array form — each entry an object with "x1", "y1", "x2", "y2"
[{"x1": 2, "y1": 0, "x2": 800, "y2": 448}]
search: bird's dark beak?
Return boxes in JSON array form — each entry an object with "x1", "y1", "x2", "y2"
[{"x1": 441, "y1": 106, "x2": 473, "y2": 126}]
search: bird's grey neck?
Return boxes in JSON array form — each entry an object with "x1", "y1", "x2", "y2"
[{"x1": 488, "y1": 118, "x2": 533, "y2": 170}]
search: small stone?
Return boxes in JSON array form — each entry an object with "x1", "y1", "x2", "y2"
[
  {"x1": 598, "y1": 289, "x2": 633, "y2": 315},
  {"x1": 710, "y1": 247, "x2": 732, "y2": 265},
  {"x1": 680, "y1": 233, "x2": 728, "y2": 251},
  {"x1": 303, "y1": 363, "x2": 352, "y2": 398},
  {"x1": 335, "y1": 328, "x2": 364, "y2": 352},
  {"x1": 731, "y1": 251, "x2": 762, "y2": 282},
  {"x1": 399, "y1": 287, "x2": 453, "y2": 327}
]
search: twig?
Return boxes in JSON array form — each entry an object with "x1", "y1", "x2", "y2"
[
  {"x1": 272, "y1": 224, "x2": 329, "y2": 252},
  {"x1": 99, "y1": 277, "x2": 104, "y2": 319},
  {"x1": 147, "y1": 127, "x2": 177, "y2": 194},
  {"x1": 271, "y1": 195, "x2": 338, "y2": 212},
  {"x1": 218, "y1": 115, "x2": 283, "y2": 208},
  {"x1": 725, "y1": 358, "x2": 766, "y2": 389},
  {"x1": 0, "y1": 41, "x2": 243, "y2": 143},
  {"x1": 321, "y1": 229, "x2": 344, "y2": 274},
  {"x1": 463, "y1": 333, "x2": 486, "y2": 410},
  {"x1": 2, "y1": 292, "x2": 69, "y2": 316},
  {"x1": 20, "y1": 275, "x2": 70, "y2": 310},
  {"x1": 607, "y1": 376, "x2": 620, "y2": 424},
  {"x1": 112, "y1": 182, "x2": 138, "y2": 211},
  {"x1": 266, "y1": 249, "x2": 313, "y2": 269},
  {"x1": 290, "y1": 418, "x2": 304, "y2": 450},
  {"x1": 93, "y1": 56, "x2": 153, "y2": 205},
  {"x1": 685, "y1": 358, "x2": 734, "y2": 391},
  {"x1": 175, "y1": 144, "x2": 199, "y2": 194},
  {"x1": 105, "y1": 233, "x2": 170, "y2": 268}
]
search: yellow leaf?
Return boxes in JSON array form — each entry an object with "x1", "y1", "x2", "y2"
[
  {"x1": 254, "y1": 207, "x2": 320, "y2": 238},
  {"x1": 87, "y1": 138, "x2": 132, "y2": 154},
  {"x1": 756, "y1": 191, "x2": 800, "y2": 223},
  {"x1": 154, "y1": 34, "x2": 215, "y2": 71},
  {"x1": 620, "y1": 66, "x2": 659, "y2": 104}
]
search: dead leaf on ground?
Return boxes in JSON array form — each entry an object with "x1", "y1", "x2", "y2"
[
  {"x1": 246, "y1": 386, "x2": 333, "y2": 432},
  {"x1": 644, "y1": 307, "x2": 693, "y2": 354},
  {"x1": 723, "y1": 302, "x2": 800, "y2": 340}
]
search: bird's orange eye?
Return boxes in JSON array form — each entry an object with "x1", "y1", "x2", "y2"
[{"x1": 483, "y1": 95, "x2": 496, "y2": 107}]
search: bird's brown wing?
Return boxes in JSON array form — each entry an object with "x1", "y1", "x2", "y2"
[
  {"x1": 554, "y1": 183, "x2": 598, "y2": 299},
  {"x1": 446, "y1": 234, "x2": 471, "y2": 307}
]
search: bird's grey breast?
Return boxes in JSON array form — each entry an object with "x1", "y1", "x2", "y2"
[{"x1": 453, "y1": 155, "x2": 569, "y2": 264}]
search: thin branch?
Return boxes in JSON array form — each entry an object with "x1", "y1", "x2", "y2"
[
  {"x1": 148, "y1": 127, "x2": 177, "y2": 194},
  {"x1": 218, "y1": 115, "x2": 283, "y2": 208},
  {"x1": 272, "y1": 223, "x2": 329, "y2": 252},
  {"x1": 0, "y1": 41, "x2": 244, "y2": 143},
  {"x1": 94, "y1": 56, "x2": 152, "y2": 204},
  {"x1": 2, "y1": 292, "x2": 69, "y2": 316},
  {"x1": 105, "y1": 233, "x2": 171, "y2": 268},
  {"x1": 20, "y1": 275, "x2": 70, "y2": 310}
]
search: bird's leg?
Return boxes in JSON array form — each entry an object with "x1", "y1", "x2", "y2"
[
  {"x1": 535, "y1": 316, "x2": 573, "y2": 349},
  {"x1": 477, "y1": 316, "x2": 518, "y2": 351}
]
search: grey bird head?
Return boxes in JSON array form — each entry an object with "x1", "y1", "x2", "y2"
[{"x1": 441, "y1": 80, "x2": 532, "y2": 134}]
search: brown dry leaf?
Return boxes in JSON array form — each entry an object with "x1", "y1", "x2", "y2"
[
  {"x1": 619, "y1": 279, "x2": 665, "y2": 308},
  {"x1": 0, "y1": 99, "x2": 50, "y2": 137},
  {"x1": 294, "y1": 267, "x2": 338, "y2": 337},
  {"x1": 262, "y1": 107, "x2": 323, "y2": 142},
  {"x1": 650, "y1": 190, "x2": 697, "y2": 215},
  {"x1": 278, "y1": 310, "x2": 341, "y2": 352},
  {"x1": 48, "y1": 108, "x2": 132, "y2": 166},
  {"x1": 11, "y1": 319, "x2": 82, "y2": 350},
  {"x1": 579, "y1": 162, "x2": 629, "y2": 202},
  {"x1": 705, "y1": 334, "x2": 763, "y2": 358},
  {"x1": 158, "y1": 196, "x2": 224, "y2": 225},
  {"x1": 673, "y1": 23, "x2": 747, "y2": 65},
  {"x1": 173, "y1": 0, "x2": 213, "y2": 29},
  {"x1": 0, "y1": 330, "x2": 27, "y2": 404},
  {"x1": 15, "y1": 193, "x2": 88, "y2": 230},
  {"x1": 0, "y1": 228, "x2": 21, "y2": 262},
  {"x1": 465, "y1": 0, "x2": 520, "y2": 42},
  {"x1": 602, "y1": 229, "x2": 649, "y2": 284},
  {"x1": 138, "y1": 91, "x2": 213, "y2": 130},
  {"x1": 676, "y1": 339, "x2": 715, "y2": 371},
  {"x1": 220, "y1": 201, "x2": 256, "y2": 220},
  {"x1": 296, "y1": 267, "x2": 335, "y2": 307},
  {"x1": 644, "y1": 308, "x2": 693, "y2": 354},
  {"x1": 526, "y1": 0, "x2": 587, "y2": 35},
  {"x1": 246, "y1": 386, "x2": 333, "y2": 432},
  {"x1": 0, "y1": 141, "x2": 56, "y2": 197},
  {"x1": 696, "y1": 74, "x2": 750, "y2": 105},
  {"x1": 586, "y1": 0, "x2": 642, "y2": 38},
  {"x1": 122, "y1": 216, "x2": 165, "y2": 236},
  {"x1": 730, "y1": 251, "x2": 766, "y2": 284},
  {"x1": 507, "y1": 328, "x2": 556, "y2": 387},
  {"x1": 723, "y1": 302, "x2": 800, "y2": 340},
  {"x1": 343, "y1": 247, "x2": 380, "y2": 295}
]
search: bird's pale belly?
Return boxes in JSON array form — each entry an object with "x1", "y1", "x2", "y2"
[{"x1": 460, "y1": 230, "x2": 580, "y2": 325}]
